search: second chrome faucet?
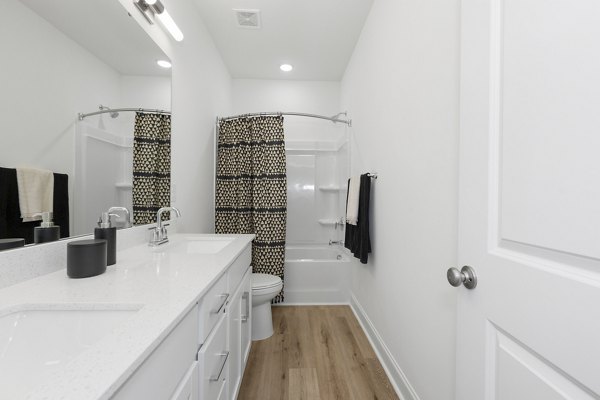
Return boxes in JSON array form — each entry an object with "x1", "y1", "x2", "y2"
[{"x1": 149, "y1": 207, "x2": 181, "y2": 246}]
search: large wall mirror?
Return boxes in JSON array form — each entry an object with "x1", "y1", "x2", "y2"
[{"x1": 0, "y1": 0, "x2": 172, "y2": 243}]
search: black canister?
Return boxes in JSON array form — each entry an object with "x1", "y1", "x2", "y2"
[
  {"x1": 34, "y1": 225, "x2": 60, "y2": 244},
  {"x1": 0, "y1": 238, "x2": 25, "y2": 251},
  {"x1": 94, "y1": 226, "x2": 116, "y2": 265},
  {"x1": 33, "y1": 212, "x2": 60, "y2": 244},
  {"x1": 67, "y1": 239, "x2": 107, "y2": 278}
]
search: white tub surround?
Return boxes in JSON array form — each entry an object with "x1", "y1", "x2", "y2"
[
  {"x1": 0, "y1": 233, "x2": 254, "y2": 400},
  {"x1": 285, "y1": 245, "x2": 348, "y2": 262},
  {"x1": 283, "y1": 244, "x2": 350, "y2": 305}
]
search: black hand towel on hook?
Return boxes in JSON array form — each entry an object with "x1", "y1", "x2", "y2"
[{"x1": 344, "y1": 173, "x2": 372, "y2": 264}]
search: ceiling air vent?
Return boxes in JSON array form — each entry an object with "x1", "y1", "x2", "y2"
[{"x1": 233, "y1": 9, "x2": 261, "y2": 29}]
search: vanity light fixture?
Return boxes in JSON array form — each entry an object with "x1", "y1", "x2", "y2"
[
  {"x1": 134, "y1": 0, "x2": 184, "y2": 42},
  {"x1": 157, "y1": 59, "x2": 172, "y2": 68},
  {"x1": 280, "y1": 64, "x2": 293, "y2": 72}
]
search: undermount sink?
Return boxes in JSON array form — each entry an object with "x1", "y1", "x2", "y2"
[
  {"x1": 170, "y1": 236, "x2": 236, "y2": 254},
  {"x1": 0, "y1": 306, "x2": 140, "y2": 398}
]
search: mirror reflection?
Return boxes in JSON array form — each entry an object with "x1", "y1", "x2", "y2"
[{"x1": 0, "y1": 0, "x2": 172, "y2": 244}]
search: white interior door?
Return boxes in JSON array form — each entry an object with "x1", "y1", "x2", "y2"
[{"x1": 456, "y1": 0, "x2": 600, "y2": 399}]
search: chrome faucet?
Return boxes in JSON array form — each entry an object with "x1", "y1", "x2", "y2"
[
  {"x1": 107, "y1": 207, "x2": 132, "y2": 228},
  {"x1": 329, "y1": 240, "x2": 344, "y2": 246},
  {"x1": 149, "y1": 207, "x2": 181, "y2": 246}
]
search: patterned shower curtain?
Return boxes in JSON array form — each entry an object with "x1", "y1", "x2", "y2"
[
  {"x1": 215, "y1": 116, "x2": 287, "y2": 303},
  {"x1": 132, "y1": 112, "x2": 171, "y2": 225}
]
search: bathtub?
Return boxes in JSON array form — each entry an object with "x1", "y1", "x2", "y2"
[
  {"x1": 285, "y1": 245, "x2": 348, "y2": 262},
  {"x1": 282, "y1": 245, "x2": 350, "y2": 304}
]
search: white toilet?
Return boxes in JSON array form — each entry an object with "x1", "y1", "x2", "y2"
[{"x1": 251, "y1": 273, "x2": 283, "y2": 341}]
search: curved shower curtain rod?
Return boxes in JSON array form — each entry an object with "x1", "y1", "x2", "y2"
[
  {"x1": 78, "y1": 105, "x2": 171, "y2": 121},
  {"x1": 217, "y1": 111, "x2": 352, "y2": 126}
]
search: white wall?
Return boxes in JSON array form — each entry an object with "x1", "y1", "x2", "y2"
[
  {"x1": 232, "y1": 79, "x2": 340, "y2": 111},
  {"x1": 340, "y1": 0, "x2": 460, "y2": 399},
  {"x1": 0, "y1": 0, "x2": 121, "y2": 177},
  {"x1": 116, "y1": 75, "x2": 172, "y2": 135},
  {"x1": 232, "y1": 79, "x2": 344, "y2": 143},
  {"x1": 119, "y1": 0, "x2": 233, "y2": 233}
]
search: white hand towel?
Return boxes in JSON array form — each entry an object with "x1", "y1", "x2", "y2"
[
  {"x1": 346, "y1": 176, "x2": 360, "y2": 226},
  {"x1": 16, "y1": 167, "x2": 54, "y2": 222}
]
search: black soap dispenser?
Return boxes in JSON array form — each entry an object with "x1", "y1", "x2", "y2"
[
  {"x1": 94, "y1": 212, "x2": 117, "y2": 265},
  {"x1": 34, "y1": 212, "x2": 61, "y2": 244}
]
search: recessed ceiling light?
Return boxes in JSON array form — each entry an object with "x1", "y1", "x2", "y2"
[
  {"x1": 280, "y1": 64, "x2": 293, "y2": 72},
  {"x1": 157, "y1": 60, "x2": 172, "y2": 69}
]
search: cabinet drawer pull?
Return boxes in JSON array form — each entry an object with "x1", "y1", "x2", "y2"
[
  {"x1": 241, "y1": 291, "x2": 250, "y2": 323},
  {"x1": 212, "y1": 293, "x2": 229, "y2": 314},
  {"x1": 209, "y1": 351, "x2": 229, "y2": 382}
]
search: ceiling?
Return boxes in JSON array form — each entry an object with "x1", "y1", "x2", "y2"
[
  {"x1": 19, "y1": 0, "x2": 169, "y2": 77},
  {"x1": 194, "y1": 0, "x2": 374, "y2": 81}
]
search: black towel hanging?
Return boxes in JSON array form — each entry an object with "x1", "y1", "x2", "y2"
[{"x1": 345, "y1": 173, "x2": 372, "y2": 264}]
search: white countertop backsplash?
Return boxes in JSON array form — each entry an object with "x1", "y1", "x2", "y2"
[{"x1": 0, "y1": 224, "x2": 254, "y2": 399}]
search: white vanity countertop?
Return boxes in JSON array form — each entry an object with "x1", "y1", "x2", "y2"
[{"x1": 0, "y1": 233, "x2": 254, "y2": 400}]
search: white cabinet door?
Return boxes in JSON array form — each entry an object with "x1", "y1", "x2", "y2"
[
  {"x1": 227, "y1": 282, "x2": 242, "y2": 400},
  {"x1": 113, "y1": 307, "x2": 198, "y2": 400},
  {"x1": 198, "y1": 316, "x2": 228, "y2": 400},
  {"x1": 227, "y1": 267, "x2": 251, "y2": 400},
  {"x1": 457, "y1": 0, "x2": 600, "y2": 399},
  {"x1": 240, "y1": 269, "x2": 252, "y2": 367},
  {"x1": 171, "y1": 362, "x2": 199, "y2": 400}
]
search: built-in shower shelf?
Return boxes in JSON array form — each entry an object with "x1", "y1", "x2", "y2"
[
  {"x1": 115, "y1": 182, "x2": 133, "y2": 190},
  {"x1": 318, "y1": 185, "x2": 343, "y2": 192},
  {"x1": 318, "y1": 219, "x2": 343, "y2": 226}
]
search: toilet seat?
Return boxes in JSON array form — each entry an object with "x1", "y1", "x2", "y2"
[{"x1": 252, "y1": 273, "x2": 282, "y2": 290}]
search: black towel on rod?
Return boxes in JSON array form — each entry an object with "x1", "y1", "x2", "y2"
[
  {"x1": 53, "y1": 172, "x2": 70, "y2": 238},
  {"x1": 0, "y1": 167, "x2": 70, "y2": 244},
  {"x1": 344, "y1": 174, "x2": 372, "y2": 264}
]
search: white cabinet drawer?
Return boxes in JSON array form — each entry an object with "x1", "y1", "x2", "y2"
[
  {"x1": 198, "y1": 273, "x2": 228, "y2": 344},
  {"x1": 198, "y1": 315, "x2": 228, "y2": 400},
  {"x1": 227, "y1": 246, "x2": 251, "y2": 293},
  {"x1": 170, "y1": 361, "x2": 199, "y2": 400}
]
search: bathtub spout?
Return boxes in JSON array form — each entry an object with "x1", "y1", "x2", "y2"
[{"x1": 329, "y1": 240, "x2": 344, "y2": 246}]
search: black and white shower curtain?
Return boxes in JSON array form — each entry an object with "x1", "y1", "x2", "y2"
[
  {"x1": 215, "y1": 116, "x2": 287, "y2": 303},
  {"x1": 132, "y1": 112, "x2": 171, "y2": 225}
]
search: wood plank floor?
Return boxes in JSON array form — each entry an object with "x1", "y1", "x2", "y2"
[{"x1": 238, "y1": 306, "x2": 399, "y2": 400}]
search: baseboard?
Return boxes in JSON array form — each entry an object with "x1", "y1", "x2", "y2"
[
  {"x1": 281, "y1": 289, "x2": 349, "y2": 305},
  {"x1": 274, "y1": 302, "x2": 350, "y2": 306},
  {"x1": 350, "y1": 293, "x2": 421, "y2": 400}
]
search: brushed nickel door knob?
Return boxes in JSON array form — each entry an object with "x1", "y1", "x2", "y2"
[{"x1": 447, "y1": 266, "x2": 477, "y2": 289}]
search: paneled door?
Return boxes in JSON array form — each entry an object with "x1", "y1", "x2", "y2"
[{"x1": 456, "y1": 0, "x2": 600, "y2": 399}]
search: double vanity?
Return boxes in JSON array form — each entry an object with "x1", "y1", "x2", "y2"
[{"x1": 0, "y1": 233, "x2": 255, "y2": 400}]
